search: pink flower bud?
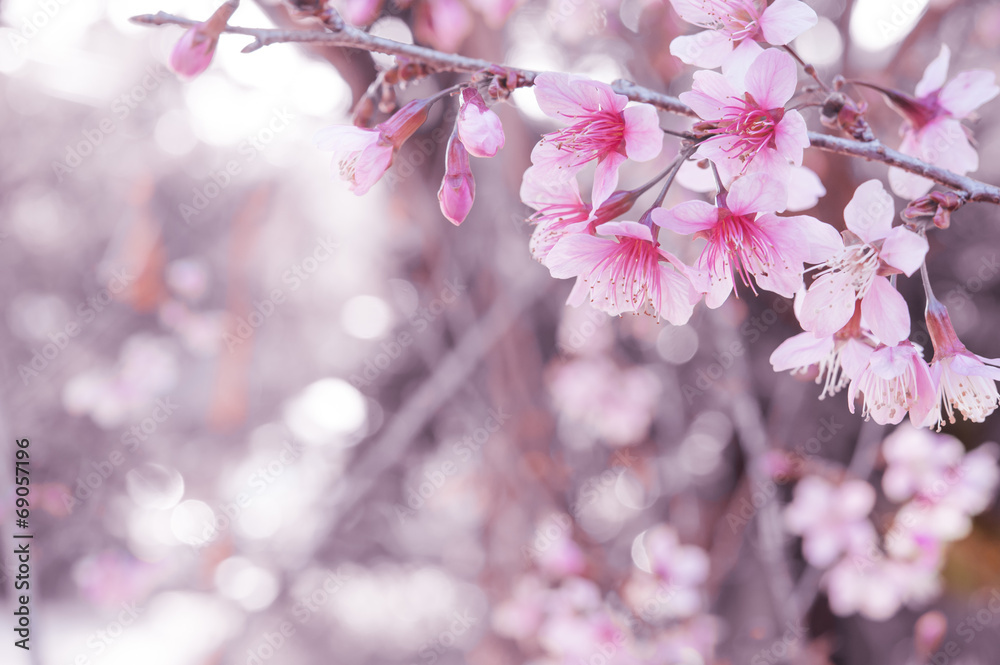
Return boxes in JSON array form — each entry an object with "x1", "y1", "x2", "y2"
[
  {"x1": 457, "y1": 88, "x2": 505, "y2": 158},
  {"x1": 438, "y1": 130, "x2": 475, "y2": 226},
  {"x1": 168, "y1": 0, "x2": 238, "y2": 80},
  {"x1": 914, "y1": 611, "x2": 947, "y2": 659},
  {"x1": 379, "y1": 98, "x2": 433, "y2": 149}
]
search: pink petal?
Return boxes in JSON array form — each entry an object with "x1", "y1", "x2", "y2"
[
  {"x1": 744, "y1": 48, "x2": 798, "y2": 109},
  {"x1": 844, "y1": 179, "x2": 894, "y2": 243},
  {"x1": 939, "y1": 70, "x2": 999, "y2": 118},
  {"x1": 794, "y1": 215, "x2": 843, "y2": 264},
  {"x1": 652, "y1": 200, "x2": 719, "y2": 234},
  {"x1": 669, "y1": 30, "x2": 733, "y2": 69},
  {"x1": 786, "y1": 166, "x2": 826, "y2": 211},
  {"x1": 889, "y1": 132, "x2": 934, "y2": 199},
  {"x1": 534, "y1": 73, "x2": 624, "y2": 118},
  {"x1": 915, "y1": 45, "x2": 950, "y2": 98},
  {"x1": 880, "y1": 226, "x2": 928, "y2": 277},
  {"x1": 313, "y1": 125, "x2": 380, "y2": 152},
  {"x1": 727, "y1": 172, "x2": 787, "y2": 215},
  {"x1": 951, "y1": 353, "x2": 1000, "y2": 381},
  {"x1": 721, "y1": 39, "x2": 764, "y2": 86},
  {"x1": 592, "y1": 151, "x2": 627, "y2": 208},
  {"x1": 457, "y1": 91, "x2": 505, "y2": 158},
  {"x1": 529, "y1": 140, "x2": 584, "y2": 184},
  {"x1": 682, "y1": 70, "x2": 739, "y2": 120},
  {"x1": 917, "y1": 119, "x2": 979, "y2": 176},
  {"x1": 656, "y1": 264, "x2": 699, "y2": 325},
  {"x1": 169, "y1": 27, "x2": 216, "y2": 79},
  {"x1": 773, "y1": 110, "x2": 809, "y2": 166},
  {"x1": 799, "y1": 272, "x2": 856, "y2": 336},
  {"x1": 622, "y1": 104, "x2": 664, "y2": 162},
  {"x1": 840, "y1": 338, "x2": 875, "y2": 378},
  {"x1": 349, "y1": 143, "x2": 394, "y2": 195},
  {"x1": 908, "y1": 353, "x2": 937, "y2": 427},
  {"x1": 547, "y1": 234, "x2": 615, "y2": 279},
  {"x1": 861, "y1": 276, "x2": 910, "y2": 346},
  {"x1": 669, "y1": 0, "x2": 714, "y2": 26},
  {"x1": 594, "y1": 220, "x2": 654, "y2": 242},
  {"x1": 520, "y1": 170, "x2": 584, "y2": 209},
  {"x1": 758, "y1": 0, "x2": 818, "y2": 46},
  {"x1": 770, "y1": 331, "x2": 834, "y2": 372}
]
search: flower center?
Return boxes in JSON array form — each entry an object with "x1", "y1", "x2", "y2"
[
  {"x1": 814, "y1": 243, "x2": 880, "y2": 300},
  {"x1": 587, "y1": 236, "x2": 665, "y2": 317},
  {"x1": 718, "y1": 94, "x2": 784, "y2": 170},
  {"x1": 704, "y1": 210, "x2": 778, "y2": 294},
  {"x1": 702, "y1": 0, "x2": 765, "y2": 42},
  {"x1": 545, "y1": 110, "x2": 626, "y2": 166}
]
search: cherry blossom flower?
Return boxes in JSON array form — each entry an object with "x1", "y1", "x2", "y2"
[
  {"x1": 680, "y1": 49, "x2": 810, "y2": 184},
  {"x1": 924, "y1": 296, "x2": 1000, "y2": 426},
  {"x1": 677, "y1": 160, "x2": 825, "y2": 212},
  {"x1": 548, "y1": 357, "x2": 660, "y2": 447},
  {"x1": 438, "y1": 129, "x2": 476, "y2": 225},
  {"x1": 624, "y1": 524, "x2": 709, "y2": 619},
  {"x1": 653, "y1": 172, "x2": 840, "y2": 307},
  {"x1": 887, "y1": 45, "x2": 999, "y2": 199},
  {"x1": 770, "y1": 300, "x2": 877, "y2": 398},
  {"x1": 847, "y1": 341, "x2": 936, "y2": 426},
  {"x1": 457, "y1": 88, "x2": 505, "y2": 158},
  {"x1": 798, "y1": 180, "x2": 928, "y2": 346},
  {"x1": 522, "y1": 175, "x2": 593, "y2": 264},
  {"x1": 880, "y1": 424, "x2": 965, "y2": 503},
  {"x1": 824, "y1": 555, "x2": 939, "y2": 621},
  {"x1": 168, "y1": 0, "x2": 237, "y2": 79},
  {"x1": 414, "y1": 0, "x2": 474, "y2": 52},
  {"x1": 669, "y1": 0, "x2": 818, "y2": 69},
  {"x1": 343, "y1": 0, "x2": 384, "y2": 25},
  {"x1": 545, "y1": 221, "x2": 699, "y2": 322},
  {"x1": 314, "y1": 98, "x2": 431, "y2": 195},
  {"x1": 784, "y1": 475, "x2": 878, "y2": 568},
  {"x1": 530, "y1": 73, "x2": 663, "y2": 207}
]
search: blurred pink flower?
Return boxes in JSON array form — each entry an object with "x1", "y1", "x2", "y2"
[
  {"x1": 546, "y1": 221, "x2": 699, "y2": 322},
  {"x1": 343, "y1": 0, "x2": 384, "y2": 25},
  {"x1": 798, "y1": 180, "x2": 928, "y2": 346},
  {"x1": 784, "y1": 475, "x2": 877, "y2": 568},
  {"x1": 654, "y1": 172, "x2": 839, "y2": 307},
  {"x1": 530, "y1": 73, "x2": 662, "y2": 207},
  {"x1": 681, "y1": 49, "x2": 809, "y2": 183},
  {"x1": 887, "y1": 45, "x2": 999, "y2": 199},
  {"x1": 492, "y1": 575, "x2": 551, "y2": 641},
  {"x1": 669, "y1": 0, "x2": 818, "y2": 69},
  {"x1": 925, "y1": 298, "x2": 1000, "y2": 426},
  {"x1": 624, "y1": 524, "x2": 709, "y2": 619},
  {"x1": 314, "y1": 98, "x2": 431, "y2": 195},
  {"x1": 824, "y1": 556, "x2": 939, "y2": 621},
  {"x1": 414, "y1": 0, "x2": 473, "y2": 52},
  {"x1": 438, "y1": 130, "x2": 476, "y2": 225},
  {"x1": 881, "y1": 424, "x2": 965, "y2": 503},
  {"x1": 847, "y1": 341, "x2": 936, "y2": 426},
  {"x1": 457, "y1": 88, "x2": 505, "y2": 158}
]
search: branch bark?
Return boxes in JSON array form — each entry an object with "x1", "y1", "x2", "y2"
[{"x1": 132, "y1": 12, "x2": 1000, "y2": 205}]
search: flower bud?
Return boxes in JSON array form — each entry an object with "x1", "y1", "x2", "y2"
[
  {"x1": 438, "y1": 129, "x2": 475, "y2": 226},
  {"x1": 457, "y1": 88, "x2": 505, "y2": 158},
  {"x1": 169, "y1": 0, "x2": 238, "y2": 79},
  {"x1": 378, "y1": 98, "x2": 432, "y2": 149}
]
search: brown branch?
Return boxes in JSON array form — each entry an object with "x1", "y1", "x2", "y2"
[{"x1": 131, "y1": 11, "x2": 1000, "y2": 205}]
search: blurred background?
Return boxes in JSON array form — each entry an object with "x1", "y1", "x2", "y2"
[{"x1": 2, "y1": 0, "x2": 1000, "y2": 663}]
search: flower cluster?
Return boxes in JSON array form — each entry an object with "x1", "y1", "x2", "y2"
[{"x1": 784, "y1": 425, "x2": 999, "y2": 621}]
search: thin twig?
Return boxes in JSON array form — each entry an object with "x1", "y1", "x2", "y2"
[{"x1": 131, "y1": 12, "x2": 1000, "y2": 205}]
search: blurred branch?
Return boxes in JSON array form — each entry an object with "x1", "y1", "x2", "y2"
[{"x1": 132, "y1": 11, "x2": 1000, "y2": 204}]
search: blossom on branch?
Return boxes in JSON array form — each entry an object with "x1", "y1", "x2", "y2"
[
  {"x1": 530, "y1": 73, "x2": 663, "y2": 207},
  {"x1": 669, "y1": 0, "x2": 818, "y2": 69},
  {"x1": 886, "y1": 45, "x2": 999, "y2": 199},
  {"x1": 457, "y1": 88, "x2": 505, "y2": 158},
  {"x1": 681, "y1": 48, "x2": 810, "y2": 184}
]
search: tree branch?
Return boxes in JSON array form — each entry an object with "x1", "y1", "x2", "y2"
[{"x1": 131, "y1": 11, "x2": 1000, "y2": 205}]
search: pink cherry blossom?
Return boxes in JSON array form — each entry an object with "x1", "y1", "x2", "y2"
[
  {"x1": 624, "y1": 524, "x2": 709, "y2": 620},
  {"x1": 530, "y1": 73, "x2": 663, "y2": 207},
  {"x1": 653, "y1": 172, "x2": 840, "y2": 307},
  {"x1": 880, "y1": 424, "x2": 965, "y2": 503},
  {"x1": 314, "y1": 98, "x2": 431, "y2": 195},
  {"x1": 887, "y1": 45, "x2": 999, "y2": 199},
  {"x1": 545, "y1": 221, "x2": 699, "y2": 322},
  {"x1": 522, "y1": 175, "x2": 593, "y2": 264},
  {"x1": 457, "y1": 88, "x2": 505, "y2": 158},
  {"x1": 438, "y1": 129, "x2": 476, "y2": 225},
  {"x1": 680, "y1": 49, "x2": 810, "y2": 184},
  {"x1": 798, "y1": 180, "x2": 928, "y2": 346},
  {"x1": 847, "y1": 341, "x2": 936, "y2": 426},
  {"x1": 784, "y1": 475, "x2": 878, "y2": 568},
  {"x1": 167, "y1": 0, "x2": 237, "y2": 79},
  {"x1": 924, "y1": 297, "x2": 1000, "y2": 427},
  {"x1": 770, "y1": 300, "x2": 877, "y2": 398},
  {"x1": 824, "y1": 555, "x2": 938, "y2": 621},
  {"x1": 669, "y1": 0, "x2": 818, "y2": 69}
]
